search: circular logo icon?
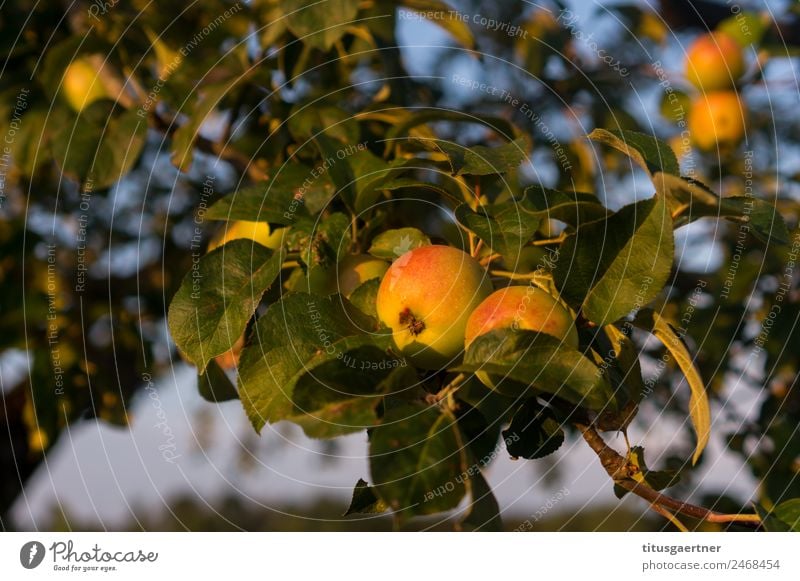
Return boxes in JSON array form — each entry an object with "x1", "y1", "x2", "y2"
[{"x1": 19, "y1": 541, "x2": 46, "y2": 569}]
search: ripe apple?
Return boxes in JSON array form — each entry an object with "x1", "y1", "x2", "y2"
[
  {"x1": 214, "y1": 334, "x2": 245, "y2": 370},
  {"x1": 688, "y1": 91, "x2": 746, "y2": 151},
  {"x1": 376, "y1": 245, "x2": 493, "y2": 369},
  {"x1": 685, "y1": 32, "x2": 744, "y2": 92},
  {"x1": 62, "y1": 58, "x2": 110, "y2": 112},
  {"x1": 465, "y1": 286, "x2": 578, "y2": 348},
  {"x1": 208, "y1": 220, "x2": 284, "y2": 252},
  {"x1": 465, "y1": 285, "x2": 578, "y2": 389},
  {"x1": 335, "y1": 254, "x2": 389, "y2": 297}
]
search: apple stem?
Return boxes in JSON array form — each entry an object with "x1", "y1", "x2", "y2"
[
  {"x1": 479, "y1": 253, "x2": 502, "y2": 266},
  {"x1": 531, "y1": 233, "x2": 567, "y2": 246},
  {"x1": 576, "y1": 423, "x2": 762, "y2": 528}
]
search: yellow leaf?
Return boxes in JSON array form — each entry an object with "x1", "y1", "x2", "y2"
[{"x1": 634, "y1": 309, "x2": 711, "y2": 465}]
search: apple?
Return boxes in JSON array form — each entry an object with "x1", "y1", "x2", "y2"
[
  {"x1": 688, "y1": 91, "x2": 746, "y2": 151},
  {"x1": 335, "y1": 254, "x2": 389, "y2": 297},
  {"x1": 208, "y1": 220, "x2": 285, "y2": 252},
  {"x1": 465, "y1": 285, "x2": 578, "y2": 389},
  {"x1": 685, "y1": 31, "x2": 744, "y2": 92},
  {"x1": 62, "y1": 58, "x2": 109, "y2": 112},
  {"x1": 376, "y1": 245, "x2": 493, "y2": 369},
  {"x1": 465, "y1": 285, "x2": 578, "y2": 348},
  {"x1": 214, "y1": 334, "x2": 245, "y2": 370}
]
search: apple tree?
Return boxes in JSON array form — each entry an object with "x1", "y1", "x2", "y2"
[{"x1": 2, "y1": 0, "x2": 799, "y2": 530}]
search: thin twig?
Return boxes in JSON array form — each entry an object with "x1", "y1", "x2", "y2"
[
  {"x1": 531, "y1": 234, "x2": 566, "y2": 246},
  {"x1": 576, "y1": 423, "x2": 761, "y2": 527},
  {"x1": 479, "y1": 253, "x2": 502, "y2": 266}
]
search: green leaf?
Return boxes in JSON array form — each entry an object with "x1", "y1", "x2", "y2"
[
  {"x1": 52, "y1": 106, "x2": 147, "y2": 189},
  {"x1": 370, "y1": 403, "x2": 469, "y2": 518},
  {"x1": 588, "y1": 128, "x2": 679, "y2": 176},
  {"x1": 344, "y1": 478, "x2": 388, "y2": 516},
  {"x1": 288, "y1": 345, "x2": 396, "y2": 438},
  {"x1": 282, "y1": 0, "x2": 360, "y2": 51},
  {"x1": 313, "y1": 132, "x2": 357, "y2": 210},
  {"x1": 657, "y1": 174, "x2": 790, "y2": 245},
  {"x1": 718, "y1": 12, "x2": 768, "y2": 46},
  {"x1": 627, "y1": 446, "x2": 680, "y2": 491},
  {"x1": 454, "y1": 401, "x2": 501, "y2": 464},
  {"x1": 205, "y1": 164, "x2": 321, "y2": 223},
  {"x1": 555, "y1": 194, "x2": 674, "y2": 326},
  {"x1": 773, "y1": 499, "x2": 800, "y2": 531},
  {"x1": 167, "y1": 240, "x2": 284, "y2": 373},
  {"x1": 348, "y1": 277, "x2": 381, "y2": 319},
  {"x1": 287, "y1": 104, "x2": 360, "y2": 145},
  {"x1": 456, "y1": 202, "x2": 539, "y2": 266},
  {"x1": 456, "y1": 329, "x2": 616, "y2": 411},
  {"x1": 460, "y1": 469, "x2": 502, "y2": 531},
  {"x1": 348, "y1": 150, "x2": 411, "y2": 213},
  {"x1": 368, "y1": 227, "x2": 431, "y2": 260},
  {"x1": 660, "y1": 89, "x2": 692, "y2": 123},
  {"x1": 171, "y1": 69, "x2": 250, "y2": 171},
  {"x1": 237, "y1": 293, "x2": 392, "y2": 436},
  {"x1": 520, "y1": 185, "x2": 610, "y2": 227},
  {"x1": 756, "y1": 505, "x2": 791, "y2": 532},
  {"x1": 377, "y1": 177, "x2": 463, "y2": 206},
  {"x1": 633, "y1": 309, "x2": 711, "y2": 465},
  {"x1": 6, "y1": 108, "x2": 49, "y2": 176},
  {"x1": 719, "y1": 197, "x2": 790, "y2": 246},
  {"x1": 298, "y1": 211, "x2": 353, "y2": 269},
  {"x1": 399, "y1": 0, "x2": 475, "y2": 49},
  {"x1": 414, "y1": 136, "x2": 529, "y2": 176},
  {"x1": 456, "y1": 376, "x2": 517, "y2": 429},
  {"x1": 502, "y1": 400, "x2": 565, "y2": 460},
  {"x1": 198, "y1": 359, "x2": 239, "y2": 402},
  {"x1": 597, "y1": 324, "x2": 646, "y2": 405}
]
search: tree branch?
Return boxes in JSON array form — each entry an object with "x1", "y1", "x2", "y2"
[{"x1": 575, "y1": 423, "x2": 761, "y2": 527}]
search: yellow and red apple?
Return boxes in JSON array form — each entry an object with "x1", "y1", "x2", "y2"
[{"x1": 376, "y1": 245, "x2": 493, "y2": 369}]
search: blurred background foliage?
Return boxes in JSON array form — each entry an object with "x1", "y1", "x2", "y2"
[{"x1": 1, "y1": 0, "x2": 799, "y2": 530}]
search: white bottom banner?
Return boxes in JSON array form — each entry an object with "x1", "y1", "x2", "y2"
[{"x1": 0, "y1": 532, "x2": 797, "y2": 579}]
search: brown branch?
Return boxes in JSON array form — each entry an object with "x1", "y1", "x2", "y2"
[{"x1": 575, "y1": 423, "x2": 761, "y2": 527}]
